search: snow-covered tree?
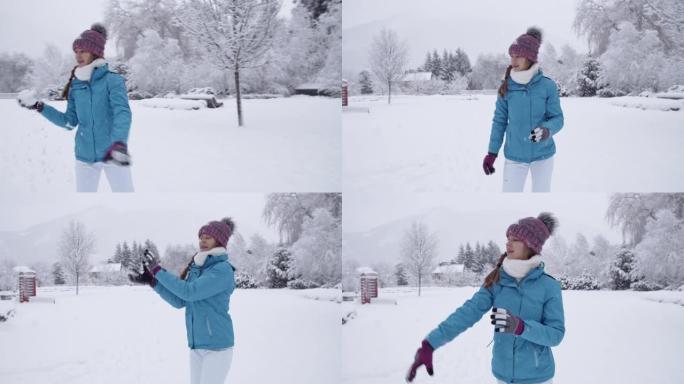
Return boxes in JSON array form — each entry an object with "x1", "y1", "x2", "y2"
[
  {"x1": 606, "y1": 193, "x2": 684, "y2": 246},
  {"x1": 400, "y1": 221, "x2": 438, "y2": 296},
  {"x1": 0, "y1": 53, "x2": 33, "y2": 92},
  {"x1": 27, "y1": 44, "x2": 74, "y2": 98},
  {"x1": 394, "y1": 262, "x2": 409, "y2": 286},
  {"x1": 609, "y1": 247, "x2": 638, "y2": 290},
  {"x1": 368, "y1": 28, "x2": 408, "y2": 104},
  {"x1": 58, "y1": 221, "x2": 95, "y2": 295},
  {"x1": 176, "y1": 0, "x2": 280, "y2": 126},
  {"x1": 576, "y1": 56, "x2": 602, "y2": 96},
  {"x1": 290, "y1": 208, "x2": 342, "y2": 286},
  {"x1": 162, "y1": 243, "x2": 197, "y2": 277},
  {"x1": 469, "y1": 53, "x2": 509, "y2": 90},
  {"x1": 599, "y1": 22, "x2": 667, "y2": 93},
  {"x1": 263, "y1": 193, "x2": 341, "y2": 245},
  {"x1": 267, "y1": 247, "x2": 293, "y2": 288},
  {"x1": 574, "y1": 0, "x2": 684, "y2": 56},
  {"x1": 634, "y1": 210, "x2": 684, "y2": 287},
  {"x1": 241, "y1": 233, "x2": 274, "y2": 286},
  {"x1": 235, "y1": 271, "x2": 259, "y2": 288},
  {"x1": 105, "y1": 0, "x2": 186, "y2": 60},
  {"x1": 0, "y1": 258, "x2": 17, "y2": 291},
  {"x1": 128, "y1": 29, "x2": 185, "y2": 95},
  {"x1": 359, "y1": 70, "x2": 373, "y2": 94},
  {"x1": 52, "y1": 262, "x2": 66, "y2": 285}
]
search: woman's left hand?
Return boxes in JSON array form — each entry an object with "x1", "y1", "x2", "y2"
[
  {"x1": 529, "y1": 127, "x2": 549, "y2": 143},
  {"x1": 490, "y1": 307, "x2": 525, "y2": 335}
]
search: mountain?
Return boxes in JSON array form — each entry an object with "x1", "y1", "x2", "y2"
[
  {"x1": 0, "y1": 206, "x2": 265, "y2": 266},
  {"x1": 343, "y1": 206, "x2": 613, "y2": 267}
]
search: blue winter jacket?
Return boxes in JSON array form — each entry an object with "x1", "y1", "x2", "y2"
[
  {"x1": 426, "y1": 264, "x2": 565, "y2": 384},
  {"x1": 153, "y1": 254, "x2": 236, "y2": 350},
  {"x1": 40, "y1": 63, "x2": 132, "y2": 164},
  {"x1": 488, "y1": 70, "x2": 564, "y2": 163}
]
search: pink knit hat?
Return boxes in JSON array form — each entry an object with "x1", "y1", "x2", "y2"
[
  {"x1": 506, "y1": 212, "x2": 557, "y2": 254},
  {"x1": 198, "y1": 218, "x2": 235, "y2": 248},
  {"x1": 508, "y1": 27, "x2": 542, "y2": 63},
  {"x1": 73, "y1": 23, "x2": 107, "y2": 58}
]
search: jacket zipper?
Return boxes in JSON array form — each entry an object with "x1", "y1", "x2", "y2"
[
  {"x1": 89, "y1": 82, "x2": 96, "y2": 162},
  {"x1": 512, "y1": 280, "x2": 525, "y2": 382}
]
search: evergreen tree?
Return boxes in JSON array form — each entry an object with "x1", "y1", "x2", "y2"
[
  {"x1": 121, "y1": 241, "x2": 134, "y2": 271},
  {"x1": 430, "y1": 50, "x2": 442, "y2": 79},
  {"x1": 471, "y1": 242, "x2": 484, "y2": 273},
  {"x1": 576, "y1": 57, "x2": 602, "y2": 96},
  {"x1": 267, "y1": 247, "x2": 293, "y2": 288},
  {"x1": 144, "y1": 239, "x2": 162, "y2": 264},
  {"x1": 394, "y1": 262, "x2": 409, "y2": 286},
  {"x1": 358, "y1": 70, "x2": 373, "y2": 94},
  {"x1": 421, "y1": 51, "x2": 432, "y2": 73},
  {"x1": 456, "y1": 244, "x2": 466, "y2": 264},
  {"x1": 463, "y1": 243, "x2": 475, "y2": 272},
  {"x1": 52, "y1": 262, "x2": 66, "y2": 285},
  {"x1": 609, "y1": 247, "x2": 638, "y2": 290}
]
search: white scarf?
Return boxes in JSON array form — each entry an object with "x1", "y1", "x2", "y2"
[
  {"x1": 510, "y1": 62, "x2": 540, "y2": 85},
  {"x1": 502, "y1": 255, "x2": 543, "y2": 280},
  {"x1": 74, "y1": 58, "x2": 107, "y2": 81},
  {"x1": 194, "y1": 247, "x2": 227, "y2": 267}
]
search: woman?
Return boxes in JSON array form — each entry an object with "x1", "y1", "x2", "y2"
[
  {"x1": 129, "y1": 218, "x2": 236, "y2": 384},
  {"x1": 482, "y1": 27, "x2": 564, "y2": 192},
  {"x1": 407, "y1": 213, "x2": 565, "y2": 384},
  {"x1": 17, "y1": 23, "x2": 134, "y2": 192}
]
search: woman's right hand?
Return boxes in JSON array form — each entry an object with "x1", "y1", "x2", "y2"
[
  {"x1": 17, "y1": 90, "x2": 43, "y2": 112},
  {"x1": 483, "y1": 152, "x2": 497, "y2": 175},
  {"x1": 406, "y1": 339, "x2": 434, "y2": 382}
]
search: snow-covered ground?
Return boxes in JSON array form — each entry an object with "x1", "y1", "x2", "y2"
[
  {"x1": 1, "y1": 95, "x2": 340, "y2": 196},
  {"x1": 343, "y1": 94, "x2": 684, "y2": 193},
  {"x1": 342, "y1": 286, "x2": 684, "y2": 384},
  {"x1": 0, "y1": 286, "x2": 340, "y2": 384}
]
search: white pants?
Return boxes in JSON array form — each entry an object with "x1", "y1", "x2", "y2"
[
  {"x1": 190, "y1": 348, "x2": 233, "y2": 384},
  {"x1": 502, "y1": 156, "x2": 554, "y2": 193},
  {"x1": 75, "y1": 160, "x2": 134, "y2": 192}
]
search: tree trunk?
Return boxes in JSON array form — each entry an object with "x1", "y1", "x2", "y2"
[
  {"x1": 388, "y1": 80, "x2": 392, "y2": 104},
  {"x1": 234, "y1": 67, "x2": 244, "y2": 127},
  {"x1": 76, "y1": 272, "x2": 79, "y2": 296},
  {"x1": 418, "y1": 273, "x2": 421, "y2": 296}
]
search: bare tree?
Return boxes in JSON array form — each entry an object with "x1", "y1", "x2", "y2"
[
  {"x1": 368, "y1": 28, "x2": 408, "y2": 104},
  {"x1": 176, "y1": 0, "x2": 280, "y2": 126},
  {"x1": 58, "y1": 220, "x2": 95, "y2": 295},
  {"x1": 401, "y1": 221, "x2": 438, "y2": 296}
]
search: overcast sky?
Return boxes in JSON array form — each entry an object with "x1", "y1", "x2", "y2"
[
  {"x1": 343, "y1": 0, "x2": 589, "y2": 73},
  {"x1": 1, "y1": 193, "x2": 277, "y2": 241},
  {"x1": 0, "y1": 0, "x2": 296, "y2": 59},
  {"x1": 343, "y1": 192, "x2": 622, "y2": 243}
]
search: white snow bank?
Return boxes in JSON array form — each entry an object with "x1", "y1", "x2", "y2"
[
  {"x1": 139, "y1": 98, "x2": 207, "y2": 110},
  {"x1": 0, "y1": 300, "x2": 16, "y2": 322},
  {"x1": 611, "y1": 96, "x2": 683, "y2": 111},
  {"x1": 0, "y1": 286, "x2": 339, "y2": 384},
  {"x1": 342, "y1": 287, "x2": 684, "y2": 384}
]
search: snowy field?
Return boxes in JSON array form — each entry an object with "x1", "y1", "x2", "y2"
[
  {"x1": 342, "y1": 287, "x2": 684, "y2": 384},
  {"x1": 343, "y1": 94, "x2": 684, "y2": 193},
  {"x1": 0, "y1": 95, "x2": 340, "y2": 196},
  {"x1": 0, "y1": 286, "x2": 341, "y2": 384}
]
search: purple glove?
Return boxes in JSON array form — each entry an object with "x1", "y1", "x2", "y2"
[
  {"x1": 529, "y1": 127, "x2": 550, "y2": 143},
  {"x1": 104, "y1": 142, "x2": 131, "y2": 166},
  {"x1": 490, "y1": 308, "x2": 525, "y2": 335},
  {"x1": 406, "y1": 339, "x2": 434, "y2": 382},
  {"x1": 482, "y1": 152, "x2": 497, "y2": 175}
]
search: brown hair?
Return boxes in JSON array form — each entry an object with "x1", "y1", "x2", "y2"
[
  {"x1": 179, "y1": 258, "x2": 194, "y2": 280},
  {"x1": 483, "y1": 253, "x2": 507, "y2": 288},
  {"x1": 497, "y1": 65, "x2": 513, "y2": 98},
  {"x1": 61, "y1": 66, "x2": 78, "y2": 100}
]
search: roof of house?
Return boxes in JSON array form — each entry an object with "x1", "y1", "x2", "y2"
[
  {"x1": 432, "y1": 263, "x2": 465, "y2": 274},
  {"x1": 90, "y1": 263, "x2": 123, "y2": 273},
  {"x1": 403, "y1": 72, "x2": 433, "y2": 82},
  {"x1": 356, "y1": 266, "x2": 378, "y2": 276}
]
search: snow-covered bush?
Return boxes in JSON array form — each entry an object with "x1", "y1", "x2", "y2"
[
  {"x1": 559, "y1": 272, "x2": 601, "y2": 290},
  {"x1": 287, "y1": 278, "x2": 320, "y2": 289},
  {"x1": 234, "y1": 271, "x2": 259, "y2": 289},
  {"x1": 631, "y1": 280, "x2": 664, "y2": 291}
]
